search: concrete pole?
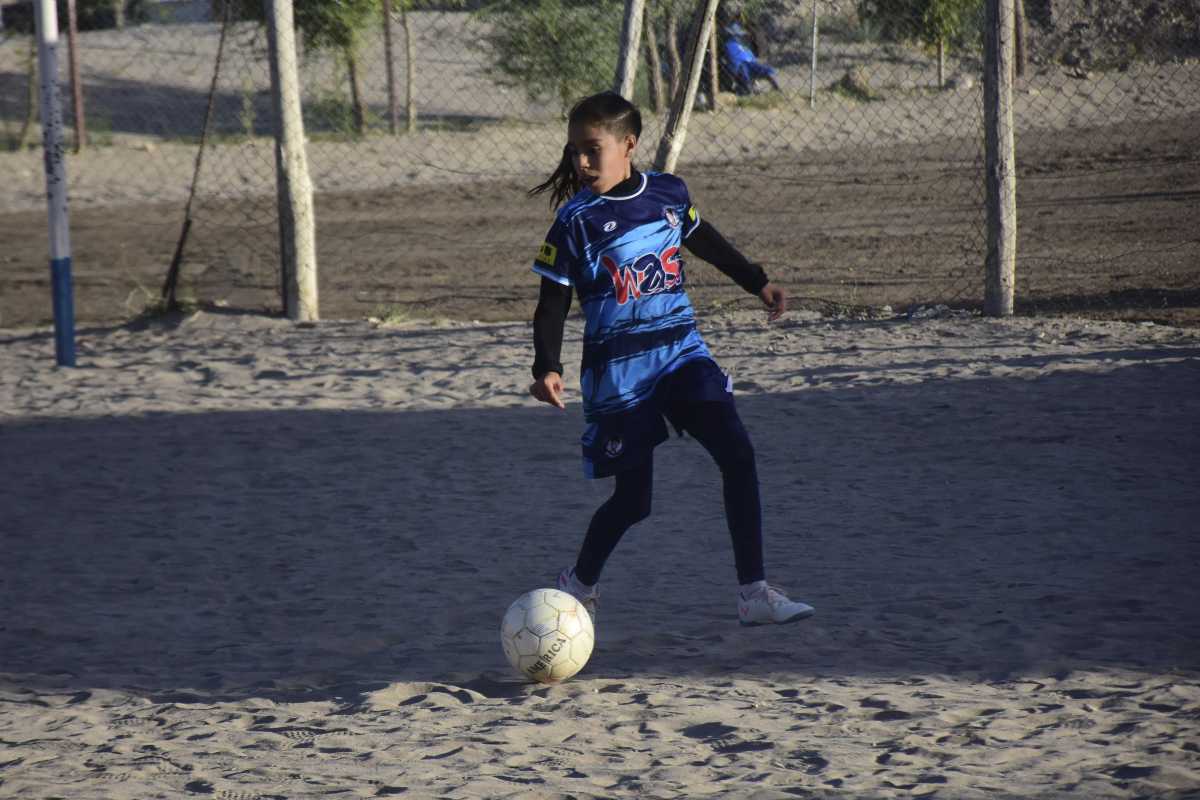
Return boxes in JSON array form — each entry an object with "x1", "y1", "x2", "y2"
[
  {"x1": 265, "y1": 0, "x2": 319, "y2": 321},
  {"x1": 34, "y1": 0, "x2": 75, "y2": 365}
]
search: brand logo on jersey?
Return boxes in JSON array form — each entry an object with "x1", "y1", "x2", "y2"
[
  {"x1": 604, "y1": 437, "x2": 624, "y2": 458},
  {"x1": 536, "y1": 241, "x2": 557, "y2": 267},
  {"x1": 603, "y1": 220, "x2": 618, "y2": 232},
  {"x1": 664, "y1": 207, "x2": 680, "y2": 228},
  {"x1": 601, "y1": 247, "x2": 683, "y2": 305}
]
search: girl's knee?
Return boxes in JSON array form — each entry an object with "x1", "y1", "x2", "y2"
[
  {"x1": 612, "y1": 467, "x2": 653, "y2": 525},
  {"x1": 719, "y1": 437, "x2": 756, "y2": 474},
  {"x1": 615, "y1": 486, "x2": 652, "y2": 524}
]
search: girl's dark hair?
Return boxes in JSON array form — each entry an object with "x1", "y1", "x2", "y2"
[{"x1": 529, "y1": 92, "x2": 643, "y2": 209}]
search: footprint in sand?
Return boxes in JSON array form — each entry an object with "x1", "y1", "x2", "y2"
[
  {"x1": 681, "y1": 721, "x2": 775, "y2": 754},
  {"x1": 859, "y1": 696, "x2": 914, "y2": 721},
  {"x1": 248, "y1": 724, "x2": 348, "y2": 746},
  {"x1": 787, "y1": 748, "x2": 830, "y2": 774}
]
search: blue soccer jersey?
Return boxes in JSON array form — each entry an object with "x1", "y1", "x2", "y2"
[{"x1": 532, "y1": 171, "x2": 713, "y2": 422}]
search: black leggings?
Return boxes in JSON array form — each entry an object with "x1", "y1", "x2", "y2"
[{"x1": 573, "y1": 401, "x2": 765, "y2": 586}]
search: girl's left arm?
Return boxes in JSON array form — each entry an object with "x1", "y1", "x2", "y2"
[{"x1": 683, "y1": 219, "x2": 786, "y2": 320}]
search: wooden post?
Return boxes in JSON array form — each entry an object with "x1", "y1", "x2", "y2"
[
  {"x1": 161, "y1": 0, "x2": 232, "y2": 310},
  {"x1": 652, "y1": 0, "x2": 720, "y2": 173},
  {"x1": 705, "y1": 21, "x2": 718, "y2": 109},
  {"x1": 382, "y1": 0, "x2": 400, "y2": 134},
  {"x1": 984, "y1": 0, "x2": 1016, "y2": 316},
  {"x1": 65, "y1": 0, "x2": 86, "y2": 151},
  {"x1": 613, "y1": 0, "x2": 646, "y2": 99},
  {"x1": 265, "y1": 0, "x2": 319, "y2": 321},
  {"x1": 34, "y1": 0, "x2": 76, "y2": 365}
]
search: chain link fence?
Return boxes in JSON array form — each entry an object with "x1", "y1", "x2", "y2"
[
  {"x1": 1009, "y1": 0, "x2": 1200, "y2": 324},
  {"x1": 1, "y1": 0, "x2": 1196, "y2": 329}
]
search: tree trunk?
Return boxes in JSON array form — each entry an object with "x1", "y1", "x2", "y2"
[
  {"x1": 665, "y1": 7, "x2": 682, "y2": 101},
  {"x1": 382, "y1": 0, "x2": 399, "y2": 134},
  {"x1": 403, "y1": 6, "x2": 416, "y2": 133},
  {"x1": 346, "y1": 44, "x2": 367, "y2": 137},
  {"x1": 613, "y1": 0, "x2": 646, "y2": 98},
  {"x1": 937, "y1": 37, "x2": 945, "y2": 88},
  {"x1": 1014, "y1": 0, "x2": 1028, "y2": 78},
  {"x1": 653, "y1": 0, "x2": 720, "y2": 172},
  {"x1": 66, "y1": 0, "x2": 86, "y2": 151},
  {"x1": 644, "y1": 8, "x2": 665, "y2": 113},
  {"x1": 18, "y1": 35, "x2": 38, "y2": 150},
  {"x1": 112, "y1": 0, "x2": 125, "y2": 29}
]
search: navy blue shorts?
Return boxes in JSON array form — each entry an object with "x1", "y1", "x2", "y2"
[{"x1": 581, "y1": 358, "x2": 734, "y2": 478}]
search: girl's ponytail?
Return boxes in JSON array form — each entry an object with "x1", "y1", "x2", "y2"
[{"x1": 529, "y1": 144, "x2": 579, "y2": 209}]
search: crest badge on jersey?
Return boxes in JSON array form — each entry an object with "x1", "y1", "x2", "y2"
[{"x1": 663, "y1": 207, "x2": 680, "y2": 228}]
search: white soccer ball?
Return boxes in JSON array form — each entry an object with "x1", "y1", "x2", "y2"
[{"x1": 500, "y1": 588, "x2": 594, "y2": 684}]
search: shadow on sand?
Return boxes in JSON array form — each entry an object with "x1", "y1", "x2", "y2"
[{"x1": 2, "y1": 355, "x2": 1198, "y2": 705}]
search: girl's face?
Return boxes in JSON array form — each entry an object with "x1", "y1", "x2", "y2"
[{"x1": 567, "y1": 123, "x2": 637, "y2": 195}]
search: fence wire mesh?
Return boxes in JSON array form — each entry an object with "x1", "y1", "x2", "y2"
[{"x1": 0, "y1": 0, "x2": 1196, "y2": 329}]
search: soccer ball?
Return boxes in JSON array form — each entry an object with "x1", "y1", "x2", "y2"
[{"x1": 500, "y1": 588, "x2": 594, "y2": 683}]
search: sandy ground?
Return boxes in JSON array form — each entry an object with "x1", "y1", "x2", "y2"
[{"x1": 2, "y1": 307, "x2": 1199, "y2": 798}]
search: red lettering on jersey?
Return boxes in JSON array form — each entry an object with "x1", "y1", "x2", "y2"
[
  {"x1": 661, "y1": 246, "x2": 681, "y2": 288},
  {"x1": 602, "y1": 254, "x2": 643, "y2": 305}
]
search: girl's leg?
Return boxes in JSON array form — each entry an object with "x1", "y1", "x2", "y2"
[
  {"x1": 676, "y1": 401, "x2": 765, "y2": 585},
  {"x1": 572, "y1": 457, "x2": 654, "y2": 586}
]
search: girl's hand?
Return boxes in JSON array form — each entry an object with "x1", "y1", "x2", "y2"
[
  {"x1": 530, "y1": 371, "x2": 566, "y2": 410},
  {"x1": 759, "y1": 282, "x2": 787, "y2": 321}
]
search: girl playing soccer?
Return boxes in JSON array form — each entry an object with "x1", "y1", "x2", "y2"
[{"x1": 527, "y1": 91, "x2": 813, "y2": 627}]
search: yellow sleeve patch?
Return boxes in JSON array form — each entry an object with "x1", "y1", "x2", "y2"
[
  {"x1": 536, "y1": 241, "x2": 558, "y2": 267},
  {"x1": 687, "y1": 206, "x2": 698, "y2": 222}
]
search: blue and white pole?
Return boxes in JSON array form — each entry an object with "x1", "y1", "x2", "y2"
[{"x1": 34, "y1": 0, "x2": 76, "y2": 366}]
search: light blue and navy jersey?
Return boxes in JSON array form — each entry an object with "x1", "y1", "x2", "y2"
[{"x1": 532, "y1": 172, "x2": 712, "y2": 421}]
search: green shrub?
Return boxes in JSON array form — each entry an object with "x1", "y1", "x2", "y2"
[
  {"x1": 474, "y1": 0, "x2": 623, "y2": 113},
  {"x1": 856, "y1": 0, "x2": 983, "y2": 52}
]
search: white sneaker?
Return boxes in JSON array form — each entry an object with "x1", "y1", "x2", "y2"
[
  {"x1": 557, "y1": 568, "x2": 599, "y2": 623},
  {"x1": 738, "y1": 583, "x2": 815, "y2": 626}
]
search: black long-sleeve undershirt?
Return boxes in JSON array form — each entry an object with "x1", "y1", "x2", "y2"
[
  {"x1": 531, "y1": 193, "x2": 770, "y2": 380},
  {"x1": 532, "y1": 277, "x2": 573, "y2": 379}
]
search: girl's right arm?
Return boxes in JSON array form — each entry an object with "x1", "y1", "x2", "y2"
[{"x1": 530, "y1": 277, "x2": 572, "y2": 410}]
